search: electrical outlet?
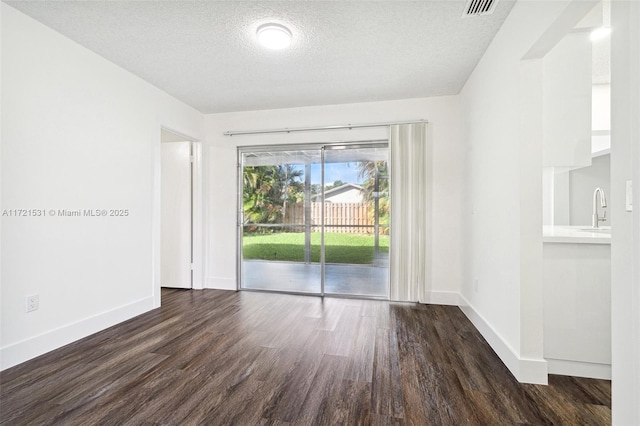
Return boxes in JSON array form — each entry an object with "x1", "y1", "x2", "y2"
[
  {"x1": 474, "y1": 278, "x2": 479, "y2": 292},
  {"x1": 26, "y1": 295, "x2": 39, "y2": 313}
]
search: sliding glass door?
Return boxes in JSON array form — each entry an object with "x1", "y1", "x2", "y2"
[
  {"x1": 238, "y1": 142, "x2": 389, "y2": 298},
  {"x1": 321, "y1": 144, "x2": 389, "y2": 297},
  {"x1": 240, "y1": 148, "x2": 322, "y2": 294}
]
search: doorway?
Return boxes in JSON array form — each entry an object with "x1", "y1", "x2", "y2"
[
  {"x1": 238, "y1": 142, "x2": 389, "y2": 298},
  {"x1": 161, "y1": 130, "x2": 193, "y2": 289}
]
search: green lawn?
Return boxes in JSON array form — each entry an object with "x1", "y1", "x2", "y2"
[{"x1": 242, "y1": 232, "x2": 389, "y2": 264}]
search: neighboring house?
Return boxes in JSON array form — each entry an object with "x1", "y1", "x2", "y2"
[{"x1": 313, "y1": 183, "x2": 364, "y2": 203}]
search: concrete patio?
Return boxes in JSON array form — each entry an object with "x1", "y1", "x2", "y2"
[{"x1": 242, "y1": 258, "x2": 389, "y2": 298}]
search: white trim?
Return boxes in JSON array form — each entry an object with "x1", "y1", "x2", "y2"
[
  {"x1": 191, "y1": 142, "x2": 204, "y2": 290},
  {"x1": 206, "y1": 276, "x2": 236, "y2": 290},
  {"x1": 152, "y1": 126, "x2": 163, "y2": 307},
  {"x1": 0, "y1": 297, "x2": 154, "y2": 371},
  {"x1": 459, "y1": 294, "x2": 548, "y2": 384},
  {"x1": 423, "y1": 290, "x2": 460, "y2": 306},
  {"x1": 546, "y1": 358, "x2": 611, "y2": 380}
]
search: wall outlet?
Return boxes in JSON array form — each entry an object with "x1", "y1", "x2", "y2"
[
  {"x1": 26, "y1": 295, "x2": 39, "y2": 312},
  {"x1": 474, "y1": 278, "x2": 479, "y2": 292}
]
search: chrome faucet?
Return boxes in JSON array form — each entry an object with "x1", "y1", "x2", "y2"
[{"x1": 592, "y1": 187, "x2": 607, "y2": 228}]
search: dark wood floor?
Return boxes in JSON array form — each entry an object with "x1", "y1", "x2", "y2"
[{"x1": 1, "y1": 289, "x2": 611, "y2": 425}]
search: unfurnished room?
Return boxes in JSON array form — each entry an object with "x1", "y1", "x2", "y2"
[{"x1": 1, "y1": 0, "x2": 639, "y2": 425}]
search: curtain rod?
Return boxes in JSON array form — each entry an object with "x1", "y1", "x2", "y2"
[{"x1": 223, "y1": 119, "x2": 427, "y2": 136}]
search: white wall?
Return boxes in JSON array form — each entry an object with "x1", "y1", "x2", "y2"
[
  {"x1": 610, "y1": 1, "x2": 640, "y2": 424},
  {"x1": 459, "y1": 0, "x2": 599, "y2": 384},
  {"x1": 592, "y1": 84, "x2": 611, "y2": 155},
  {"x1": 569, "y1": 154, "x2": 610, "y2": 226},
  {"x1": 592, "y1": 84, "x2": 611, "y2": 131},
  {"x1": 0, "y1": 4, "x2": 203, "y2": 370},
  {"x1": 203, "y1": 97, "x2": 463, "y2": 304}
]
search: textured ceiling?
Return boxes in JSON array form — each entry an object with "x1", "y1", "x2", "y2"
[{"x1": 4, "y1": 0, "x2": 516, "y2": 114}]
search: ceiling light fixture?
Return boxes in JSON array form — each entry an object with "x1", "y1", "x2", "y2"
[
  {"x1": 257, "y1": 24, "x2": 292, "y2": 50},
  {"x1": 590, "y1": 27, "x2": 611, "y2": 42}
]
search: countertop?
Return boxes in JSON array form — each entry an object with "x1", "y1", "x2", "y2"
[{"x1": 543, "y1": 226, "x2": 611, "y2": 244}]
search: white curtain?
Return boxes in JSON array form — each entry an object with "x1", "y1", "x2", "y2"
[{"x1": 389, "y1": 123, "x2": 431, "y2": 302}]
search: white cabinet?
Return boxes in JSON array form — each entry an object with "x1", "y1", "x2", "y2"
[
  {"x1": 543, "y1": 238, "x2": 611, "y2": 379},
  {"x1": 543, "y1": 32, "x2": 593, "y2": 169}
]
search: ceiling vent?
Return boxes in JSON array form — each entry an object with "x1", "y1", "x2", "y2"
[{"x1": 463, "y1": 0, "x2": 498, "y2": 17}]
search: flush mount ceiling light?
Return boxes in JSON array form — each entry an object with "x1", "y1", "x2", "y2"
[
  {"x1": 590, "y1": 27, "x2": 612, "y2": 42},
  {"x1": 257, "y1": 24, "x2": 292, "y2": 50}
]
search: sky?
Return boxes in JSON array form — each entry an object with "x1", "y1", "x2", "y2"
[
  {"x1": 291, "y1": 162, "x2": 362, "y2": 186},
  {"x1": 289, "y1": 163, "x2": 362, "y2": 186},
  {"x1": 312, "y1": 162, "x2": 361, "y2": 186}
]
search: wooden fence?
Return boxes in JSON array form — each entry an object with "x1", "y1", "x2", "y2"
[{"x1": 284, "y1": 202, "x2": 373, "y2": 233}]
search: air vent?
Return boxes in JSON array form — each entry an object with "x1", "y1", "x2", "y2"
[{"x1": 463, "y1": 0, "x2": 498, "y2": 17}]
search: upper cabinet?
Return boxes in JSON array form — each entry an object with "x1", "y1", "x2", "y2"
[{"x1": 542, "y1": 32, "x2": 593, "y2": 169}]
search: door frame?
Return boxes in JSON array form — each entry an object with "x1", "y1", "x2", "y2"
[
  {"x1": 153, "y1": 127, "x2": 203, "y2": 306},
  {"x1": 236, "y1": 140, "x2": 389, "y2": 297}
]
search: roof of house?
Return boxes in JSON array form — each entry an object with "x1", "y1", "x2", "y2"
[
  {"x1": 313, "y1": 183, "x2": 364, "y2": 201},
  {"x1": 324, "y1": 183, "x2": 363, "y2": 196}
]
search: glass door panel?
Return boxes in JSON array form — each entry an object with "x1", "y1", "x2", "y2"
[
  {"x1": 322, "y1": 144, "x2": 390, "y2": 297},
  {"x1": 238, "y1": 143, "x2": 389, "y2": 299},
  {"x1": 240, "y1": 149, "x2": 322, "y2": 294}
]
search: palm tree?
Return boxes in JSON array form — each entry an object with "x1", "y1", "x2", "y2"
[
  {"x1": 243, "y1": 164, "x2": 304, "y2": 231},
  {"x1": 279, "y1": 165, "x2": 304, "y2": 222},
  {"x1": 357, "y1": 161, "x2": 389, "y2": 227}
]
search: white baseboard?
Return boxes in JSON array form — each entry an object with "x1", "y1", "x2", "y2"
[
  {"x1": 0, "y1": 297, "x2": 155, "y2": 371},
  {"x1": 459, "y1": 294, "x2": 548, "y2": 385},
  {"x1": 424, "y1": 290, "x2": 460, "y2": 306},
  {"x1": 1, "y1": 287, "x2": 553, "y2": 388},
  {"x1": 206, "y1": 276, "x2": 236, "y2": 290},
  {"x1": 546, "y1": 358, "x2": 611, "y2": 380}
]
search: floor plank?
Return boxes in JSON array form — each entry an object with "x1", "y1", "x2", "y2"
[{"x1": 0, "y1": 289, "x2": 611, "y2": 425}]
